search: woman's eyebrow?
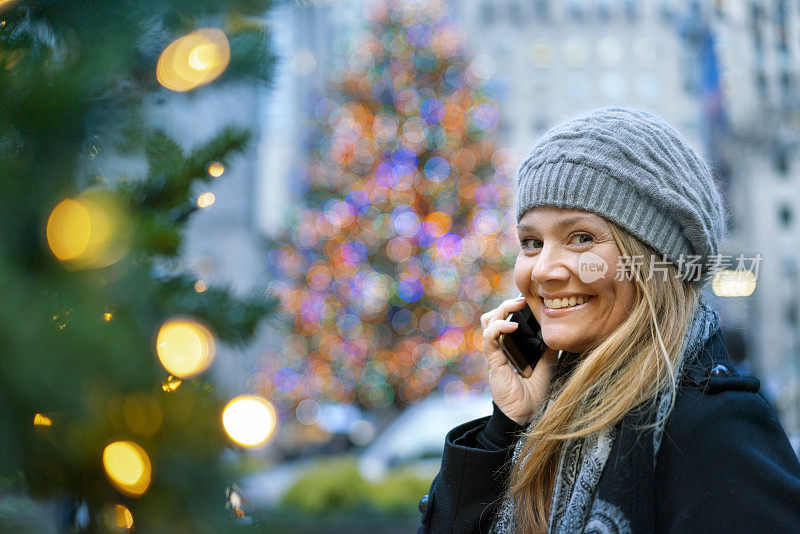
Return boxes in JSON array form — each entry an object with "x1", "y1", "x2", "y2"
[{"x1": 517, "y1": 215, "x2": 597, "y2": 234}]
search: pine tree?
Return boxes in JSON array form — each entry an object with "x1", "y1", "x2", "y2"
[
  {"x1": 0, "y1": 1, "x2": 276, "y2": 531},
  {"x1": 265, "y1": 0, "x2": 519, "y2": 414}
]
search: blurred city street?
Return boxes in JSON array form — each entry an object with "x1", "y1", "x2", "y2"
[{"x1": 1, "y1": 0, "x2": 799, "y2": 531}]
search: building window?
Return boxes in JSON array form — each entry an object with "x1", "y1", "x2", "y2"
[
  {"x1": 780, "y1": 70, "x2": 792, "y2": 100},
  {"x1": 509, "y1": 1, "x2": 522, "y2": 25},
  {"x1": 713, "y1": 0, "x2": 725, "y2": 19},
  {"x1": 534, "y1": 0, "x2": 549, "y2": 20},
  {"x1": 778, "y1": 204, "x2": 793, "y2": 228},
  {"x1": 752, "y1": 30, "x2": 763, "y2": 54},
  {"x1": 776, "y1": 0, "x2": 788, "y2": 51},
  {"x1": 597, "y1": 0, "x2": 611, "y2": 21},
  {"x1": 749, "y1": 1, "x2": 764, "y2": 23},
  {"x1": 624, "y1": 0, "x2": 639, "y2": 22},
  {"x1": 786, "y1": 301, "x2": 798, "y2": 327},
  {"x1": 480, "y1": 1, "x2": 495, "y2": 25},
  {"x1": 658, "y1": 0, "x2": 674, "y2": 22},
  {"x1": 567, "y1": 0, "x2": 584, "y2": 20},
  {"x1": 755, "y1": 69, "x2": 768, "y2": 99},
  {"x1": 774, "y1": 143, "x2": 789, "y2": 175}
]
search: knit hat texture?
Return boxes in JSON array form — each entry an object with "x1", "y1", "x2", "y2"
[{"x1": 515, "y1": 107, "x2": 728, "y2": 286}]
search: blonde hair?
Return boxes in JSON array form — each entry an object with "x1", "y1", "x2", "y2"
[{"x1": 509, "y1": 220, "x2": 699, "y2": 534}]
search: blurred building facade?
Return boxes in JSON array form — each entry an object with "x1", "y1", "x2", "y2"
[
  {"x1": 451, "y1": 0, "x2": 699, "y2": 155},
  {"x1": 704, "y1": 0, "x2": 800, "y2": 445},
  {"x1": 255, "y1": 0, "x2": 365, "y2": 238}
]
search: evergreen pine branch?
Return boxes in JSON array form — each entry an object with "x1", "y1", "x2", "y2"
[
  {"x1": 130, "y1": 126, "x2": 251, "y2": 211},
  {"x1": 153, "y1": 273, "x2": 279, "y2": 346}
]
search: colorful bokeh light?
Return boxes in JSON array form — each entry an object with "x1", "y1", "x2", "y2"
[{"x1": 260, "y1": 0, "x2": 518, "y2": 412}]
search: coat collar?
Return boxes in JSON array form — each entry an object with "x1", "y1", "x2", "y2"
[{"x1": 680, "y1": 328, "x2": 760, "y2": 394}]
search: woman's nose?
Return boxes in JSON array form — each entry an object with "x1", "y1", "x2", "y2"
[{"x1": 530, "y1": 244, "x2": 571, "y2": 283}]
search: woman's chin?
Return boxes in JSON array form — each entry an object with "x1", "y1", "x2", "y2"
[{"x1": 541, "y1": 332, "x2": 589, "y2": 354}]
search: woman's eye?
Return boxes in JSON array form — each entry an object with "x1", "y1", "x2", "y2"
[
  {"x1": 520, "y1": 238, "x2": 542, "y2": 250},
  {"x1": 571, "y1": 233, "x2": 594, "y2": 246}
]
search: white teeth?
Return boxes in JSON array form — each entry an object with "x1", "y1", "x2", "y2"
[{"x1": 544, "y1": 296, "x2": 590, "y2": 309}]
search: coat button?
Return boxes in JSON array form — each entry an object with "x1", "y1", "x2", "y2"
[
  {"x1": 418, "y1": 494, "x2": 429, "y2": 514},
  {"x1": 709, "y1": 364, "x2": 730, "y2": 377}
]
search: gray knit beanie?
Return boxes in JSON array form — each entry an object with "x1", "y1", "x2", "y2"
[{"x1": 516, "y1": 107, "x2": 729, "y2": 287}]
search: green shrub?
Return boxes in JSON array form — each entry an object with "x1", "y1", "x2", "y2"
[
  {"x1": 280, "y1": 456, "x2": 369, "y2": 515},
  {"x1": 368, "y1": 467, "x2": 432, "y2": 516},
  {"x1": 279, "y1": 456, "x2": 431, "y2": 518}
]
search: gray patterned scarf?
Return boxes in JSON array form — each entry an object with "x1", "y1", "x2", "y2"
[{"x1": 488, "y1": 298, "x2": 721, "y2": 533}]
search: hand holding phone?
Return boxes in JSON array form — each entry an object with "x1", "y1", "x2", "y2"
[
  {"x1": 480, "y1": 296, "x2": 558, "y2": 425},
  {"x1": 498, "y1": 301, "x2": 545, "y2": 378}
]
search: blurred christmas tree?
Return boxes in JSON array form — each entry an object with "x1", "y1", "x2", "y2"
[
  {"x1": 263, "y1": 0, "x2": 519, "y2": 415},
  {"x1": 0, "y1": 0, "x2": 278, "y2": 531}
]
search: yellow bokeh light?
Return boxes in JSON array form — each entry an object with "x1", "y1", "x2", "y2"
[
  {"x1": 194, "y1": 280, "x2": 207, "y2": 293},
  {"x1": 107, "y1": 503, "x2": 134, "y2": 530},
  {"x1": 0, "y1": 1, "x2": 19, "y2": 13},
  {"x1": 101, "y1": 503, "x2": 134, "y2": 531},
  {"x1": 115, "y1": 504, "x2": 134, "y2": 529},
  {"x1": 104, "y1": 312, "x2": 113, "y2": 322},
  {"x1": 187, "y1": 44, "x2": 220, "y2": 70},
  {"x1": 46, "y1": 194, "x2": 130, "y2": 269},
  {"x1": 156, "y1": 318, "x2": 215, "y2": 378},
  {"x1": 161, "y1": 375, "x2": 182, "y2": 393},
  {"x1": 712, "y1": 269, "x2": 757, "y2": 297},
  {"x1": 197, "y1": 192, "x2": 215, "y2": 208},
  {"x1": 156, "y1": 28, "x2": 231, "y2": 92},
  {"x1": 222, "y1": 395, "x2": 277, "y2": 447},
  {"x1": 33, "y1": 413, "x2": 53, "y2": 426},
  {"x1": 46, "y1": 199, "x2": 91, "y2": 261},
  {"x1": 207, "y1": 161, "x2": 225, "y2": 177},
  {"x1": 102, "y1": 441, "x2": 152, "y2": 497}
]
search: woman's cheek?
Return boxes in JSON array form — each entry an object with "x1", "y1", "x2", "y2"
[{"x1": 513, "y1": 254, "x2": 529, "y2": 293}]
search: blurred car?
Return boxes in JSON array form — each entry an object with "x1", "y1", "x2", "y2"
[
  {"x1": 240, "y1": 393, "x2": 493, "y2": 507},
  {"x1": 357, "y1": 393, "x2": 492, "y2": 481}
]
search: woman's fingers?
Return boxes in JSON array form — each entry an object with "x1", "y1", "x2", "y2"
[
  {"x1": 482, "y1": 316, "x2": 519, "y2": 340},
  {"x1": 480, "y1": 296, "x2": 527, "y2": 331},
  {"x1": 482, "y1": 319, "x2": 518, "y2": 364}
]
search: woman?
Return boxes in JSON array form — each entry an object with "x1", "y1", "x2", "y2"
[{"x1": 417, "y1": 108, "x2": 800, "y2": 533}]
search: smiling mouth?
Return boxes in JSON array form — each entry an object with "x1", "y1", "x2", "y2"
[{"x1": 542, "y1": 296, "x2": 594, "y2": 310}]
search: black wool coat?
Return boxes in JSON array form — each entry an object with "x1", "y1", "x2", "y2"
[{"x1": 417, "y1": 328, "x2": 800, "y2": 533}]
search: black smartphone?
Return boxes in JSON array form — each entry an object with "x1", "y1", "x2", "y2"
[{"x1": 498, "y1": 300, "x2": 545, "y2": 378}]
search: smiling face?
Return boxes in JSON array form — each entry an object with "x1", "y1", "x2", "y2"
[{"x1": 514, "y1": 206, "x2": 637, "y2": 355}]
